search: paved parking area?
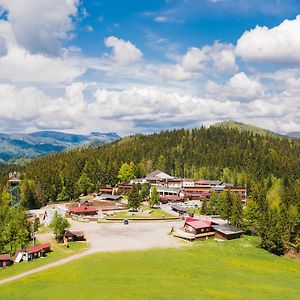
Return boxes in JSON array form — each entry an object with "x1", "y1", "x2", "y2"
[{"x1": 70, "y1": 220, "x2": 184, "y2": 252}]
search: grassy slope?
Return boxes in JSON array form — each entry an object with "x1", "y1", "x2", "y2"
[
  {"x1": 1, "y1": 237, "x2": 299, "y2": 300},
  {"x1": 0, "y1": 241, "x2": 89, "y2": 281}
]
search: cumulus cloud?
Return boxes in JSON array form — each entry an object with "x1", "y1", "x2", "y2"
[
  {"x1": 227, "y1": 72, "x2": 264, "y2": 100},
  {"x1": 104, "y1": 36, "x2": 143, "y2": 65},
  {"x1": 0, "y1": 82, "x2": 296, "y2": 135},
  {"x1": 159, "y1": 42, "x2": 238, "y2": 81},
  {"x1": 236, "y1": 15, "x2": 300, "y2": 63},
  {"x1": 0, "y1": 0, "x2": 79, "y2": 55},
  {"x1": 0, "y1": 10, "x2": 85, "y2": 84}
]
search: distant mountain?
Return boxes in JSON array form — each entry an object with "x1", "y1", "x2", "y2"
[
  {"x1": 0, "y1": 131, "x2": 121, "y2": 163},
  {"x1": 286, "y1": 132, "x2": 300, "y2": 138},
  {"x1": 211, "y1": 120, "x2": 283, "y2": 138}
]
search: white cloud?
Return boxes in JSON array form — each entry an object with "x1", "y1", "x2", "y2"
[
  {"x1": 0, "y1": 0, "x2": 79, "y2": 55},
  {"x1": 0, "y1": 16, "x2": 84, "y2": 84},
  {"x1": 154, "y1": 16, "x2": 168, "y2": 23},
  {"x1": 227, "y1": 72, "x2": 264, "y2": 100},
  {"x1": 236, "y1": 15, "x2": 300, "y2": 63},
  {"x1": 104, "y1": 36, "x2": 143, "y2": 65},
  {"x1": 181, "y1": 47, "x2": 206, "y2": 72},
  {"x1": 0, "y1": 83, "x2": 298, "y2": 135},
  {"x1": 159, "y1": 64, "x2": 192, "y2": 81},
  {"x1": 159, "y1": 42, "x2": 238, "y2": 81}
]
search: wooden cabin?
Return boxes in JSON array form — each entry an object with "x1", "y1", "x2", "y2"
[
  {"x1": 14, "y1": 243, "x2": 51, "y2": 263},
  {"x1": 213, "y1": 224, "x2": 244, "y2": 240},
  {"x1": 68, "y1": 206, "x2": 98, "y2": 216},
  {"x1": 64, "y1": 230, "x2": 85, "y2": 242},
  {"x1": 0, "y1": 254, "x2": 12, "y2": 267},
  {"x1": 184, "y1": 218, "x2": 212, "y2": 235}
]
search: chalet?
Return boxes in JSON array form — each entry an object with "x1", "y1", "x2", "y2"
[
  {"x1": 14, "y1": 243, "x2": 51, "y2": 263},
  {"x1": 99, "y1": 187, "x2": 114, "y2": 195},
  {"x1": 68, "y1": 206, "x2": 98, "y2": 216},
  {"x1": 184, "y1": 218, "x2": 213, "y2": 235},
  {"x1": 0, "y1": 254, "x2": 12, "y2": 267},
  {"x1": 183, "y1": 186, "x2": 211, "y2": 200},
  {"x1": 146, "y1": 170, "x2": 174, "y2": 183},
  {"x1": 64, "y1": 230, "x2": 85, "y2": 242},
  {"x1": 213, "y1": 224, "x2": 244, "y2": 240}
]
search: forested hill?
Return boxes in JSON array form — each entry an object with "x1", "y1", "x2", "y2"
[
  {"x1": 212, "y1": 120, "x2": 283, "y2": 138},
  {"x1": 4, "y1": 126, "x2": 299, "y2": 207}
]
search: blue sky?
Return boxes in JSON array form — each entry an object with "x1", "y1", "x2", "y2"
[{"x1": 0, "y1": 0, "x2": 299, "y2": 135}]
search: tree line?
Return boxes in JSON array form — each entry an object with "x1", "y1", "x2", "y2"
[{"x1": 0, "y1": 126, "x2": 299, "y2": 255}]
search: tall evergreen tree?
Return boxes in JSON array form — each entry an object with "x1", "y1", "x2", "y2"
[{"x1": 127, "y1": 184, "x2": 141, "y2": 211}]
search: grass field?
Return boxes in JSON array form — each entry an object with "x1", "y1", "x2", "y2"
[
  {"x1": 1, "y1": 237, "x2": 299, "y2": 300},
  {"x1": 108, "y1": 206, "x2": 175, "y2": 219},
  {"x1": 0, "y1": 241, "x2": 89, "y2": 281}
]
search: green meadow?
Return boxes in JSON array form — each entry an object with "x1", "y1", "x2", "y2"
[
  {"x1": 1, "y1": 237, "x2": 300, "y2": 300},
  {"x1": 0, "y1": 241, "x2": 89, "y2": 281}
]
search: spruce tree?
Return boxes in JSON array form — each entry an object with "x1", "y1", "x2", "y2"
[{"x1": 127, "y1": 184, "x2": 141, "y2": 211}]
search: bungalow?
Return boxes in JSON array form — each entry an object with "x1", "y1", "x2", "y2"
[
  {"x1": 64, "y1": 230, "x2": 85, "y2": 242},
  {"x1": 213, "y1": 224, "x2": 244, "y2": 240},
  {"x1": 0, "y1": 254, "x2": 12, "y2": 267},
  {"x1": 68, "y1": 205, "x2": 98, "y2": 216},
  {"x1": 184, "y1": 218, "x2": 213, "y2": 235},
  {"x1": 14, "y1": 243, "x2": 51, "y2": 263}
]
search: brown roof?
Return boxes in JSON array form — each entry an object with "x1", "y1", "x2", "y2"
[
  {"x1": 0, "y1": 254, "x2": 11, "y2": 261},
  {"x1": 68, "y1": 206, "x2": 98, "y2": 214},
  {"x1": 25, "y1": 243, "x2": 51, "y2": 254},
  {"x1": 65, "y1": 230, "x2": 85, "y2": 238}
]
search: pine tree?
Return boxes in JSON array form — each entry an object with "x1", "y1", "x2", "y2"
[
  {"x1": 231, "y1": 193, "x2": 243, "y2": 226},
  {"x1": 149, "y1": 186, "x2": 160, "y2": 208},
  {"x1": 127, "y1": 184, "x2": 141, "y2": 211}
]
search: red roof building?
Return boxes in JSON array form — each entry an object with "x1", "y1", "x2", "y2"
[
  {"x1": 184, "y1": 218, "x2": 212, "y2": 235},
  {"x1": 25, "y1": 243, "x2": 51, "y2": 254},
  {"x1": 14, "y1": 243, "x2": 51, "y2": 263},
  {"x1": 68, "y1": 205, "x2": 98, "y2": 216}
]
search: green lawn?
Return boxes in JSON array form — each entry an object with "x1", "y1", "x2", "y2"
[
  {"x1": 1, "y1": 237, "x2": 300, "y2": 299},
  {"x1": 107, "y1": 207, "x2": 175, "y2": 219},
  {"x1": 0, "y1": 241, "x2": 89, "y2": 281}
]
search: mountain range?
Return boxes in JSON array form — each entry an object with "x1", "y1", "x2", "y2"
[{"x1": 0, "y1": 131, "x2": 120, "y2": 163}]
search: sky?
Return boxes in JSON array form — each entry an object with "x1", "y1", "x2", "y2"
[{"x1": 0, "y1": 0, "x2": 299, "y2": 136}]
